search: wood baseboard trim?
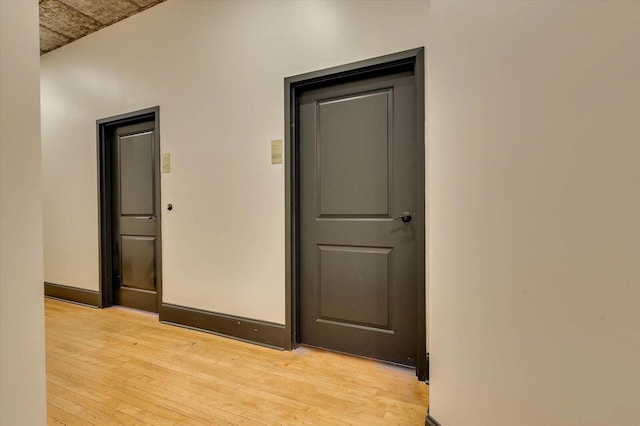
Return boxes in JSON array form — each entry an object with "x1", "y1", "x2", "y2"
[
  {"x1": 426, "y1": 413, "x2": 442, "y2": 426},
  {"x1": 44, "y1": 282, "x2": 100, "y2": 307},
  {"x1": 160, "y1": 303, "x2": 288, "y2": 350}
]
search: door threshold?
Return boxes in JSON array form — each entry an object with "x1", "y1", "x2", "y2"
[
  {"x1": 297, "y1": 343, "x2": 416, "y2": 371},
  {"x1": 109, "y1": 304, "x2": 159, "y2": 317}
]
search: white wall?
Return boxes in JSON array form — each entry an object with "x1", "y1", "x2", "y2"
[
  {"x1": 0, "y1": 0, "x2": 47, "y2": 424},
  {"x1": 41, "y1": 1, "x2": 640, "y2": 424},
  {"x1": 428, "y1": 1, "x2": 640, "y2": 425},
  {"x1": 40, "y1": 0, "x2": 429, "y2": 324}
]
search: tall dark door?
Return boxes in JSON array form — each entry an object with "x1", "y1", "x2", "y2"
[
  {"x1": 299, "y1": 69, "x2": 418, "y2": 366},
  {"x1": 112, "y1": 121, "x2": 160, "y2": 313}
]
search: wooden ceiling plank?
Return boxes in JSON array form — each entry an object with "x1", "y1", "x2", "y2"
[
  {"x1": 127, "y1": 0, "x2": 166, "y2": 9},
  {"x1": 39, "y1": 0, "x2": 102, "y2": 40},
  {"x1": 58, "y1": 0, "x2": 139, "y2": 26},
  {"x1": 39, "y1": 25, "x2": 71, "y2": 54},
  {"x1": 39, "y1": 0, "x2": 166, "y2": 55}
]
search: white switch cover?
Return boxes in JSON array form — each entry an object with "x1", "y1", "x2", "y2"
[
  {"x1": 162, "y1": 153, "x2": 170, "y2": 173},
  {"x1": 271, "y1": 139, "x2": 283, "y2": 164}
]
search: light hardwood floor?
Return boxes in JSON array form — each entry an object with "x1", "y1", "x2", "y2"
[{"x1": 45, "y1": 298, "x2": 428, "y2": 425}]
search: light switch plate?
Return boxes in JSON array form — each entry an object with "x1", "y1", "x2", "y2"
[
  {"x1": 162, "y1": 153, "x2": 170, "y2": 173},
  {"x1": 271, "y1": 139, "x2": 283, "y2": 164}
]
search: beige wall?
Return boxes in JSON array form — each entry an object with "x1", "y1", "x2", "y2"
[
  {"x1": 40, "y1": 0, "x2": 640, "y2": 424},
  {"x1": 428, "y1": 1, "x2": 640, "y2": 425},
  {"x1": 40, "y1": 0, "x2": 429, "y2": 324},
  {"x1": 0, "y1": 0, "x2": 47, "y2": 424}
]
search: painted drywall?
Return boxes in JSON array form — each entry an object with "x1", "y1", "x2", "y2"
[
  {"x1": 428, "y1": 1, "x2": 640, "y2": 425},
  {"x1": 40, "y1": 0, "x2": 429, "y2": 323},
  {"x1": 40, "y1": 1, "x2": 640, "y2": 424},
  {"x1": 0, "y1": 0, "x2": 47, "y2": 424}
]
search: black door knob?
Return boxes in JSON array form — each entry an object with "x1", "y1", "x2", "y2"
[
  {"x1": 167, "y1": 204, "x2": 173, "y2": 211},
  {"x1": 394, "y1": 212, "x2": 413, "y2": 223}
]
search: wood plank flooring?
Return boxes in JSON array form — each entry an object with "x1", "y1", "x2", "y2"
[{"x1": 45, "y1": 298, "x2": 428, "y2": 425}]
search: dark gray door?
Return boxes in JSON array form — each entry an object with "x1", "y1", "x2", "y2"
[
  {"x1": 299, "y1": 70, "x2": 417, "y2": 366},
  {"x1": 112, "y1": 121, "x2": 159, "y2": 313}
]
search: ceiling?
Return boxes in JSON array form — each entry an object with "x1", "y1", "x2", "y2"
[{"x1": 39, "y1": 0, "x2": 166, "y2": 55}]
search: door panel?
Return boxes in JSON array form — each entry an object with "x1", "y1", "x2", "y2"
[
  {"x1": 317, "y1": 90, "x2": 391, "y2": 217},
  {"x1": 112, "y1": 121, "x2": 159, "y2": 313},
  {"x1": 317, "y1": 245, "x2": 392, "y2": 330},
  {"x1": 119, "y1": 131, "x2": 155, "y2": 215},
  {"x1": 121, "y1": 236, "x2": 156, "y2": 291},
  {"x1": 299, "y1": 70, "x2": 417, "y2": 366}
]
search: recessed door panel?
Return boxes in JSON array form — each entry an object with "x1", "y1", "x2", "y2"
[
  {"x1": 121, "y1": 236, "x2": 156, "y2": 291},
  {"x1": 317, "y1": 90, "x2": 391, "y2": 217},
  {"x1": 318, "y1": 245, "x2": 391, "y2": 330},
  {"x1": 119, "y1": 132, "x2": 154, "y2": 216}
]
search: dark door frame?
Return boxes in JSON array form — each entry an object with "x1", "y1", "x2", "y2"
[
  {"x1": 96, "y1": 106, "x2": 162, "y2": 311},
  {"x1": 284, "y1": 48, "x2": 427, "y2": 380}
]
